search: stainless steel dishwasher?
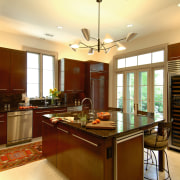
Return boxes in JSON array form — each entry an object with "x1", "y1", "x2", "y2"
[{"x1": 7, "y1": 110, "x2": 32, "y2": 146}]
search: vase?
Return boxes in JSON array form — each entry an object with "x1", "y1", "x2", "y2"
[{"x1": 51, "y1": 97, "x2": 55, "y2": 105}]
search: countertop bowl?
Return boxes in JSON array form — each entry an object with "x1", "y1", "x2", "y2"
[{"x1": 97, "y1": 112, "x2": 111, "y2": 120}]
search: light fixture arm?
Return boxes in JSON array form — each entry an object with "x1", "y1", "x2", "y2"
[{"x1": 69, "y1": 0, "x2": 137, "y2": 54}]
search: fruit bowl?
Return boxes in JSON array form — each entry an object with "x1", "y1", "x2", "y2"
[{"x1": 97, "y1": 112, "x2": 111, "y2": 120}]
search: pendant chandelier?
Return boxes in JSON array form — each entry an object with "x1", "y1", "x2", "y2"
[{"x1": 69, "y1": 0, "x2": 137, "y2": 55}]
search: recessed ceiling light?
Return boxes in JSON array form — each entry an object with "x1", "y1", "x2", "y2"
[
  {"x1": 178, "y1": 3, "x2": 180, "y2": 7},
  {"x1": 57, "y1": 26, "x2": 63, "y2": 29},
  {"x1": 127, "y1": 24, "x2": 133, "y2": 28}
]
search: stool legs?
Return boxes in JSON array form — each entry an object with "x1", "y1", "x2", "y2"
[{"x1": 144, "y1": 149, "x2": 171, "y2": 180}]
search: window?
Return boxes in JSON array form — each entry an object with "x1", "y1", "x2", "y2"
[
  {"x1": 117, "y1": 50, "x2": 164, "y2": 69},
  {"x1": 43, "y1": 55, "x2": 54, "y2": 97},
  {"x1": 115, "y1": 46, "x2": 166, "y2": 118},
  {"x1": 27, "y1": 52, "x2": 40, "y2": 98},
  {"x1": 27, "y1": 52, "x2": 55, "y2": 98}
]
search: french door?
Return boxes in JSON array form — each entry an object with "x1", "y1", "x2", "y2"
[{"x1": 125, "y1": 69, "x2": 150, "y2": 113}]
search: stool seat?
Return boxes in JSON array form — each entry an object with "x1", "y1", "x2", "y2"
[
  {"x1": 144, "y1": 134, "x2": 168, "y2": 150},
  {"x1": 144, "y1": 122, "x2": 172, "y2": 180}
]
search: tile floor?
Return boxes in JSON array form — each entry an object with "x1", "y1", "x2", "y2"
[{"x1": 0, "y1": 143, "x2": 179, "y2": 180}]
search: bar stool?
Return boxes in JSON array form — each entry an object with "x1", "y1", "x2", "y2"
[{"x1": 144, "y1": 122, "x2": 172, "y2": 180}]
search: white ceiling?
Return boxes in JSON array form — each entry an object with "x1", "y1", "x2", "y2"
[{"x1": 0, "y1": 0, "x2": 180, "y2": 46}]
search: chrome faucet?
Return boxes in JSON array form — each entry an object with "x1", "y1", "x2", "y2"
[
  {"x1": 81, "y1": 98, "x2": 93, "y2": 110},
  {"x1": 81, "y1": 98, "x2": 94, "y2": 121}
]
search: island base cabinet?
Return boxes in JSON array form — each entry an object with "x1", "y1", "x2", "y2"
[
  {"x1": 115, "y1": 131, "x2": 144, "y2": 180},
  {"x1": 42, "y1": 120, "x2": 57, "y2": 166},
  {"x1": 57, "y1": 125, "x2": 113, "y2": 180}
]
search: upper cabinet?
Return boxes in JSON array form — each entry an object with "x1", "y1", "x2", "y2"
[
  {"x1": 58, "y1": 58, "x2": 85, "y2": 92},
  {"x1": 0, "y1": 47, "x2": 27, "y2": 92},
  {"x1": 0, "y1": 48, "x2": 11, "y2": 91},
  {"x1": 168, "y1": 43, "x2": 180, "y2": 61}
]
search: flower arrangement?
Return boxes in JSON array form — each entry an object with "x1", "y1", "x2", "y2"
[
  {"x1": 49, "y1": 88, "x2": 61, "y2": 99},
  {"x1": 49, "y1": 88, "x2": 61, "y2": 105}
]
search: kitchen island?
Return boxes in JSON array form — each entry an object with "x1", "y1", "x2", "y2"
[{"x1": 42, "y1": 111, "x2": 164, "y2": 180}]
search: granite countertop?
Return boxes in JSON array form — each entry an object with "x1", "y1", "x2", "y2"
[
  {"x1": 0, "y1": 104, "x2": 81, "y2": 113},
  {"x1": 43, "y1": 111, "x2": 164, "y2": 139}
]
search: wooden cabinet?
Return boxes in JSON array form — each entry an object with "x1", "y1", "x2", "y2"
[
  {"x1": 58, "y1": 58, "x2": 85, "y2": 92},
  {"x1": 33, "y1": 109, "x2": 51, "y2": 138},
  {"x1": 0, "y1": 47, "x2": 27, "y2": 92},
  {"x1": 42, "y1": 119, "x2": 57, "y2": 165},
  {"x1": 0, "y1": 112, "x2": 7, "y2": 145},
  {"x1": 0, "y1": 48, "x2": 11, "y2": 91},
  {"x1": 55, "y1": 123, "x2": 113, "y2": 180},
  {"x1": 33, "y1": 107, "x2": 67, "y2": 138},
  {"x1": 115, "y1": 131, "x2": 144, "y2": 180},
  {"x1": 10, "y1": 50, "x2": 27, "y2": 92},
  {"x1": 168, "y1": 43, "x2": 180, "y2": 61},
  {"x1": 85, "y1": 61, "x2": 109, "y2": 110}
]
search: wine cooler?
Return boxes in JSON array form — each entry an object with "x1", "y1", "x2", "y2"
[{"x1": 168, "y1": 60, "x2": 180, "y2": 150}]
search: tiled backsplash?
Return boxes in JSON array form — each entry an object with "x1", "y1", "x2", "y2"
[
  {"x1": 0, "y1": 91, "x2": 87, "y2": 109},
  {"x1": 0, "y1": 92, "x2": 22, "y2": 110}
]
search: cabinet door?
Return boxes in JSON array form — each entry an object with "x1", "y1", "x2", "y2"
[
  {"x1": 168, "y1": 43, "x2": 180, "y2": 61},
  {"x1": 64, "y1": 59, "x2": 85, "y2": 92},
  {"x1": 42, "y1": 119, "x2": 57, "y2": 166},
  {"x1": 33, "y1": 109, "x2": 51, "y2": 138},
  {"x1": 0, "y1": 113, "x2": 7, "y2": 145},
  {"x1": 10, "y1": 50, "x2": 27, "y2": 92},
  {"x1": 0, "y1": 48, "x2": 10, "y2": 91},
  {"x1": 57, "y1": 125, "x2": 106, "y2": 180},
  {"x1": 115, "y1": 132, "x2": 144, "y2": 180},
  {"x1": 90, "y1": 72, "x2": 109, "y2": 110}
]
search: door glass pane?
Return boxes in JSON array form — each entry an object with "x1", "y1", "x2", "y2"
[
  {"x1": 154, "y1": 69, "x2": 164, "y2": 118},
  {"x1": 138, "y1": 72, "x2": 148, "y2": 111},
  {"x1": 117, "y1": 74, "x2": 123, "y2": 108},
  {"x1": 127, "y1": 73, "x2": 134, "y2": 113},
  {"x1": 138, "y1": 53, "x2": 151, "y2": 65},
  {"x1": 43, "y1": 55, "x2": 54, "y2": 97}
]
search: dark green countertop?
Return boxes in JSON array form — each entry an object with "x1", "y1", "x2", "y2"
[{"x1": 43, "y1": 111, "x2": 164, "y2": 139}]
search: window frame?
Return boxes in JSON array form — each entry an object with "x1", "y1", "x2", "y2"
[
  {"x1": 113, "y1": 44, "x2": 168, "y2": 120},
  {"x1": 24, "y1": 46, "x2": 58, "y2": 98}
]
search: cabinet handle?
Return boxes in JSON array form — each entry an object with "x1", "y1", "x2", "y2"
[
  {"x1": 57, "y1": 127, "x2": 69, "y2": 134},
  {"x1": 53, "y1": 109, "x2": 66, "y2": 112},
  {"x1": 72, "y1": 134, "x2": 98, "y2": 147},
  {"x1": 0, "y1": 121, "x2": 5, "y2": 123},
  {"x1": 42, "y1": 121, "x2": 54, "y2": 127},
  {"x1": 12, "y1": 89, "x2": 25, "y2": 91},
  {"x1": 36, "y1": 111, "x2": 51, "y2": 114},
  {"x1": 0, "y1": 89, "x2": 8, "y2": 91}
]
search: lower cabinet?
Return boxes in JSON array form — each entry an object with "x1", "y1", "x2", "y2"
[
  {"x1": 0, "y1": 112, "x2": 7, "y2": 145},
  {"x1": 33, "y1": 107, "x2": 67, "y2": 138},
  {"x1": 42, "y1": 119, "x2": 57, "y2": 165},
  {"x1": 33, "y1": 109, "x2": 51, "y2": 138},
  {"x1": 115, "y1": 131, "x2": 144, "y2": 180},
  {"x1": 42, "y1": 119, "x2": 144, "y2": 180}
]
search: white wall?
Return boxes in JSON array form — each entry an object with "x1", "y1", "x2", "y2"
[{"x1": 0, "y1": 30, "x2": 115, "y2": 63}]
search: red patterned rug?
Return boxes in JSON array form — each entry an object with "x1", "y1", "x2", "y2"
[{"x1": 0, "y1": 141, "x2": 44, "y2": 171}]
